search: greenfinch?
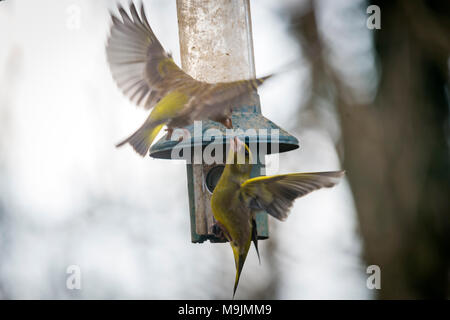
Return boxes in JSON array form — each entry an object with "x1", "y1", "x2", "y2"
[
  {"x1": 106, "y1": 3, "x2": 271, "y2": 156},
  {"x1": 211, "y1": 137, "x2": 344, "y2": 297}
]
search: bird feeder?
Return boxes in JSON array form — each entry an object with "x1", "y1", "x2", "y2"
[{"x1": 149, "y1": 0, "x2": 299, "y2": 243}]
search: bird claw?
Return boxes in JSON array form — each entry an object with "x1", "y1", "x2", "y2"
[
  {"x1": 165, "y1": 128, "x2": 173, "y2": 140},
  {"x1": 212, "y1": 221, "x2": 231, "y2": 242},
  {"x1": 177, "y1": 128, "x2": 191, "y2": 142},
  {"x1": 165, "y1": 128, "x2": 190, "y2": 142},
  {"x1": 212, "y1": 223, "x2": 223, "y2": 238},
  {"x1": 224, "y1": 118, "x2": 233, "y2": 129}
]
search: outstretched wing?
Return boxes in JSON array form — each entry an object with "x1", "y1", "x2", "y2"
[
  {"x1": 106, "y1": 2, "x2": 194, "y2": 110},
  {"x1": 240, "y1": 171, "x2": 345, "y2": 221},
  {"x1": 181, "y1": 75, "x2": 272, "y2": 122}
]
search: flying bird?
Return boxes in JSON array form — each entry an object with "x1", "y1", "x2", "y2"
[
  {"x1": 106, "y1": 2, "x2": 271, "y2": 156},
  {"x1": 211, "y1": 137, "x2": 345, "y2": 297}
]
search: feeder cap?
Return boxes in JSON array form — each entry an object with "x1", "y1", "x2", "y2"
[{"x1": 149, "y1": 105, "x2": 299, "y2": 159}]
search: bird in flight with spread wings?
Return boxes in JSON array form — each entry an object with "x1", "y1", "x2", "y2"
[
  {"x1": 211, "y1": 137, "x2": 345, "y2": 297},
  {"x1": 106, "y1": 2, "x2": 271, "y2": 156}
]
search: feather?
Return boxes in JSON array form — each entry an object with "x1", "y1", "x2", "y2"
[
  {"x1": 106, "y1": 2, "x2": 191, "y2": 110},
  {"x1": 116, "y1": 119, "x2": 164, "y2": 157},
  {"x1": 252, "y1": 219, "x2": 261, "y2": 265},
  {"x1": 241, "y1": 171, "x2": 345, "y2": 221}
]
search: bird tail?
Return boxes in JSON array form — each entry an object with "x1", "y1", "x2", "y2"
[
  {"x1": 232, "y1": 251, "x2": 246, "y2": 299},
  {"x1": 252, "y1": 219, "x2": 261, "y2": 265},
  {"x1": 116, "y1": 119, "x2": 164, "y2": 157},
  {"x1": 231, "y1": 241, "x2": 251, "y2": 299}
]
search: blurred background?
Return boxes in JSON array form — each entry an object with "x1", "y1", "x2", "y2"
[{"x1": 0, "y1": 0, "x2": 448, "y2": 299}]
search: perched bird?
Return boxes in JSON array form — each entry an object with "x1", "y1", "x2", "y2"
[
  {"x1": 106, "y1": 2, "x2": 271, "y2": 156},
  {"x1": 211, "y1": 137, "x2": 345, "y2": 297}
]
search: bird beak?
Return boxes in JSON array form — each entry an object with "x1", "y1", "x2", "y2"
[
  {"x1": 229, "y1": 137, "x2": 236, "y2": 154},
  {"x1": 228, "y1": 136, "x2": 245, "y2": 164},
  {"x1": 233, "y1": 136, "x2": 244, "y2": 153}
]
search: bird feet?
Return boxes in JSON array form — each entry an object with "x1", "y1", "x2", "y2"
[
  {"x1": 177, "y1": 128, "x2": 191, "y2": 142},
  {"x1": 212, "y1": 221, "x2": 231, "y2": 242},
  {"x1": 165, "y1": 128, "x2": 173, "y2": 140},
  {"x1": 165, "y1": 127, "x2": 191, "y2": 142},
  {"x1": 220, "y1": 117, "x2": 233, "y2": 129}
]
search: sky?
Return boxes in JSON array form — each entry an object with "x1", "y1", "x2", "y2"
[{"x1": 0, "y1": 0, "x2": 371, "y2": 299}]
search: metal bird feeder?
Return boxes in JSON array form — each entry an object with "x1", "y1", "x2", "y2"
[{"x1": 149, "y1": 0, "x2": 299, "y2": 243}]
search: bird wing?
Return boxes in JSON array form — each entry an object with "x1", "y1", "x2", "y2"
[
  {"x1": 106, "y1": 3, "x2": 195, "y2": 110},
  {"x1": 240, "y1": 171, "x2": 345, "y2": 221},
  {"x1": 180, "y1": 75, "x2": 272, "y2": 122}
]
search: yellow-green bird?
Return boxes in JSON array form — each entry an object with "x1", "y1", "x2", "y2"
[
  {"x1": 106, "y1": 3, "x2": 271, "y2": 156},
  {"x1": 211, "y1": 137, "x2": 345, "y2": 297}
]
